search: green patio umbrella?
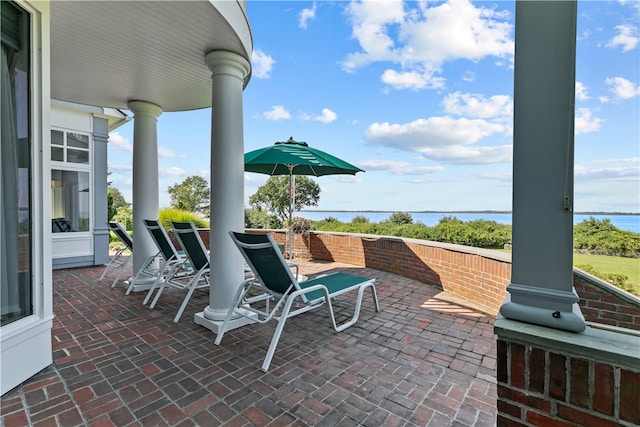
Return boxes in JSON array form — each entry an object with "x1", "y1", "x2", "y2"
[{"x1": 244, "y1": 137, "x2": 364, "y2": 257}]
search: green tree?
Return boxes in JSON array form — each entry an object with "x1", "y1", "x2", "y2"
[
  {"x1": 167, "y1": 175, "x2": 210, "y2": 217},
  {"x1": 113, "y1": 205, "x2": 133, "y2": 231},
  {"x1": 249, "y1": 176, "x2": 320, "y2": 223},
  {"x1": 245, "y1": 208, "x2": 282, "y2": 229},
  {"x1": 351, "y1": 215, "x2": 370, "y2": 224},
  {"x1": 107, "y1": 185, "x2": 128, "y2": 221},
  {"x1": 386, "y1": 211, "x2": 413, "y2": 225}
]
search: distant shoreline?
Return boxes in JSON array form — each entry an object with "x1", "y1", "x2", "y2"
[{"x1": 301, "y1": 210, "x2": 640, "y2": 216}]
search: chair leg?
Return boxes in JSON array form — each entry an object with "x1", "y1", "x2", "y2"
[
  {"x1": 143, "y1": 277, "x2": 163, "y2": 305},
  {"x1": 99, "y1": 248, "x2": 124, "y2": 281},
  {"x1": 327, "y1": 282, "x2": 380, "y2": 333},
  {"x1": 173, "y1": 272, "x2": 207, "y2": 323},
  {"x1": 214, "y1": 281, "x2": 255, "y2": 345},
  {"x1": 111, "y1": 256, "x2": 132, "y2": 288},
  {"x1": 149, "y1": 279, "x2": 168, "y2": 309},
  {"x1": 261, "y1": 296, "x2": 297, "y2": 372}
]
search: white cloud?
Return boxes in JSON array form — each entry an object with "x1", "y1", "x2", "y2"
[
  {"x1": 342, "y1": 0, "x2": 513, "y2": 91},
  {"x1": 367, "y1": 116, "x2": 506, "y2": 149},
  {"x1": 313, "y1": 108, "x2": 337, "y2": 123},
  {"x1": 341, "y1": 0, "x2": 405, "y2": 71},
  {"x1": 365, "y1": 116, "x2": 510, "y2": 164},
  {"x1": 575, "y1": 82, "x2": 590, "y2": 101},
  {"x1": 606, "y1": 24, "x2": 639, "y2": 52},
  {"x1": 605, "y1": 77, "x2": 640, "y2": 99},
  {"x1": 158, "y1": 147, "x2": 177, "y2": 159},
  {"x1": 358, "y1": 159, "x2": 444, "y2": 175},
  {"x1": 442, "y1": 92, "x2": 512, "y2": 120},
  {"x1": 575, "y1": 108, "x2": 603, "y2": 135},
  {"x1": 380, "y1": 69, "x2": 445, "y2": 90},
  {"x1": 108, "y1": 131, "x2": 132, "y2": 153},
  {"x1": 263, "y1": 105, "x2": 291, "y2": 121},
  {"x1": 109, "y1": 164, "x2": 132, "y2": 173},
  {"x1": 252, "y1": 49, "x2": 276, "y2": 79},
  {"x1": 575, "y1": 158, "x2": 640, "y2": 182},
  {"x1": 419, "y1": 144, "x2": 512, "y2": 164},
  {"x1": 159, "y1": 167, "x2": 187, "y2": 177},
  {"x1": 299, "y1": 2, "x2": 317, "y2": 29}
]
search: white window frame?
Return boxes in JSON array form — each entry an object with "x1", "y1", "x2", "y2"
[
  {"x1": 50, "y1": 127, "x2": 93, "y2": 235},
  {"x1": 0, "y1": 0, "x2": 53, "y2": 396}
]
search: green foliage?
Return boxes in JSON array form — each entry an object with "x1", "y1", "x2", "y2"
[
  {"x1": 245, "y1": 208, "x2": 282, "y2": 229},
  {"x1": 107, "y1": 186, "x2": 128, "y2": 221},
  {"x1": 430, "y1": 218, "x2": 512, "y2": 248},
  {"x1": 158, "y1": 208, "x2": 209, "y2": 231},
  {"x1": 167, "y1": 175, "x2": 210, "y2": 217},
  {"x1": 351, "y1": 215, "x2": 370, "y2": 224},
  {"x1": 576, "y1": 264, "x2": 634, "y2": 293},
  {"x1": 574, "y1": 217, "x2": 640, "y2": 257},
  {"x1": 248, "y1": 176, "x2": 320, "y2": 223},
  {"x1": 385, "y1": 211, "x2": 413, "y2": 225},
  {"x1": 314, "y1": 215, "x2": 511, "y2": 248},
  {"x1": 113, "y1": 206, "x2": 133, "y2": 231}
]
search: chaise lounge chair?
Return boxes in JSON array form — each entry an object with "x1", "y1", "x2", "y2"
[
  {"x1": 168, "y1": 221, "x2": 211, "y2": 323},
  {"x1": 215, "y1": 231, "x2": 380, "y2": 372},
  {"x1": 125, "y1": 219, "x2": 190, "y2": 300},
  {"x1": 99, "y1": 222, "x2": 133, "y2": 288}
]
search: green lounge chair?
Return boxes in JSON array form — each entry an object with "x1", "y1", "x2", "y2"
[
  {"x1": 215, "y1": 231, "x2": 380, "y2": 372},
  {"x1": 126, "y1": 219, "x2": 191, "y2": 303},
  {"x1": 99, "y1": 222, "x2": 133, "y2": 288},
  {"x1": 168, "y1": 221, "x2": 211, "y2": 323}
]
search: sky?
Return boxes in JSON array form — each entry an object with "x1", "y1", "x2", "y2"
[{"x1": 107, "y1": 0, "x2": 640, "y2": 213}]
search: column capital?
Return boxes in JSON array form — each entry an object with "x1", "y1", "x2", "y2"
[
  {"x1": 204, "y1": 50, "x2": 251, "y2": 81},
  {"x1": 127, "y1": 100, "x2": 163, "y2": 118}
]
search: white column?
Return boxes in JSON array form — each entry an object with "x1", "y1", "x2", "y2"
[
  {"x1": 195, "y1": 50, "x2": 251, "y2": 332},
  {"x1": 499, "y1": 1, "x2": 586, "y2": 333},
  {"x1": 127, "y1": 101, "x2": 162, "y2": 285}
]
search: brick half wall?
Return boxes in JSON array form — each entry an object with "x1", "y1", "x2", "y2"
[
  {"x1": 495, "y1": 319, "x2": 640, "y2": 427},
  {"x1": 246, "y1": 230, "x2": 640, "y2": 328}
]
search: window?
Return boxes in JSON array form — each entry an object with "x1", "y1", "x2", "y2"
[
  {"x1": 1, "y1": 1, "x2": 32, "y2": 326},
  {"x1": 51, "y1": 130, "x2": 89, "y2": 163},
  {"x1": 51, "y1": 170, "x2": 90, "y2": 232},
  {"x1": 51, "y1": 129, "x2": 92, "y2": 233}
]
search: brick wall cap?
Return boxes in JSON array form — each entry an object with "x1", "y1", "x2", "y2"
[
  {"x1": 495, "y1": 316, "x2": 640, "y2": 371},
  {"x1": 310, "y1": 230, "x2": 513, "y2": 263}
]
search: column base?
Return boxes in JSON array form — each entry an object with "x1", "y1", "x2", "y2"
[
  {"x1": 194, "y1": 309, "x2": 256, "y2": 335},
  {"x1": 124, "y1": 276, "x2": 155, "y2": 293},
  {"x1": 500, "y1": 292, "x2": 586, "y2": 333}
]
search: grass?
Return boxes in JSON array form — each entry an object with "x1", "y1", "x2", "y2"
[
  {"x1": 573, "y1": 253, "x2": 640, "y2": 296},
  {"x1": 494, "y1": 250, "x2": 639, "y2": 296}
]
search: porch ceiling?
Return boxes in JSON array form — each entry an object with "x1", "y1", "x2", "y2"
[{"x1": 50, "y1": 1, "x2": 252, "y2": 112}]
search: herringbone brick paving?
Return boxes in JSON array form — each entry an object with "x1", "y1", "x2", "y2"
[{"x1": 1, "y1": 259, "x2": 497, "y2": 426}]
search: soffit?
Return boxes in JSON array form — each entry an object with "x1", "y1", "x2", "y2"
[{"x1": 51, "y1": 1, "x2": 252, "y2": 112}]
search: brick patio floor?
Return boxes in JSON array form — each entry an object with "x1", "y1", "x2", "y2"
[{"x1": 1, "y1": 259, "x2": 497, "y2": 426}]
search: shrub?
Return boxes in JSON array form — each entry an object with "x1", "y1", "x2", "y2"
[
  {"x1": 351, "y1": 215, "x2": 370, "y2": 224},
  {"x1": 574, "y1": 217, "x2": 640, "y2": 257},
  {"x1": 158, "y1": 208, "x2": 209, "y2": 231},
  {"x1": 576, "y1": 264, "x2": 631, "y2": 291},
  {"x1": 386, "y1": 211, "x2": 413, "y2": 225}
]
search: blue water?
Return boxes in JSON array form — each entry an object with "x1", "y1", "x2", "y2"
[{"x1": 299, "y1": 211, "x2": 640, "y2": 234}]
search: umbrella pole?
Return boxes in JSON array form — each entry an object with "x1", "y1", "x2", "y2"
[{"x1": 288, "y1": 168, "x2": 294, "y2": 260}]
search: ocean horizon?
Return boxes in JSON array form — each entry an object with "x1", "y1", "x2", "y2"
[{"x1": 299, "y1": 210, "x2": 640, "y2": 234}]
